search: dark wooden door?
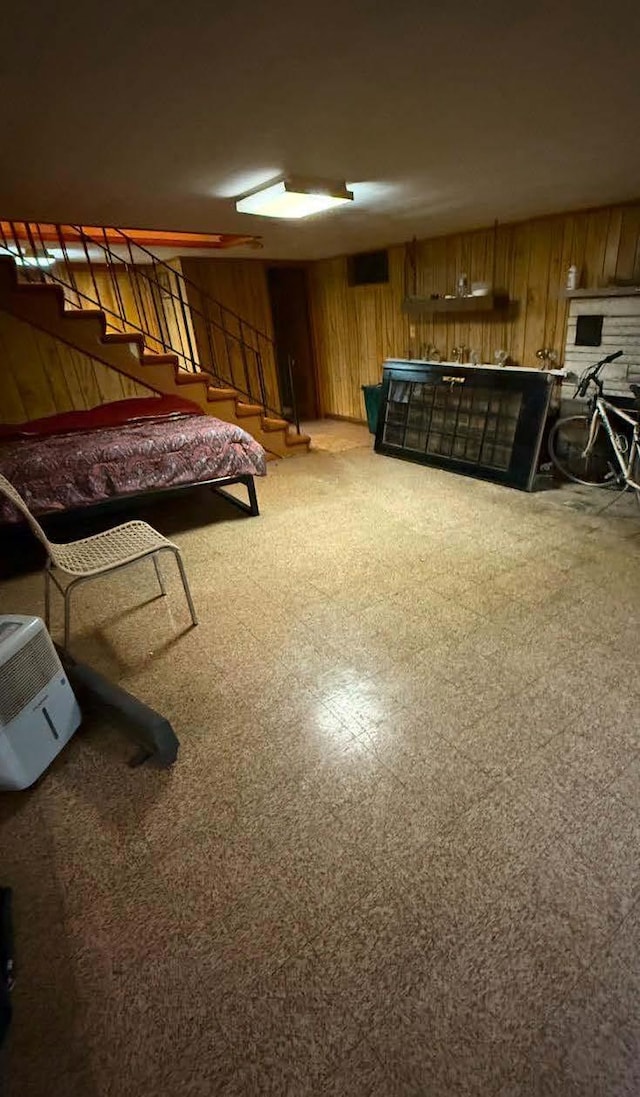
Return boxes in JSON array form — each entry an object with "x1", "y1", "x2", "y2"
[{"x1": 267, "y1": 267, "x2": 318, "y2": 422}]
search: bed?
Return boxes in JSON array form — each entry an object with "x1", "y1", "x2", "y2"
[{"x1": 0, "y1": 395, "x2": 267, "y2": 524}]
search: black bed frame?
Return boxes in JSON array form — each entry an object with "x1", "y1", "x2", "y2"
[
  {"x1": 3, "y1": 472, "x2": 260, "y2": 528},
  {"x1": 98, "y1": 472, "x2": 261, "y2": 519},
  {"x1": 209, "y1": 473, "x2": 259, "y2": 517}
]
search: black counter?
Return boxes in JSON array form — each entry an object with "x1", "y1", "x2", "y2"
[{"x1": 375, "y1": 359, "x2": 562, "y2": 491}]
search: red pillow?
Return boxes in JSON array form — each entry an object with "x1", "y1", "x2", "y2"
[{"x1": 0, "y1": 395, "x2": 204, "y2": 441}]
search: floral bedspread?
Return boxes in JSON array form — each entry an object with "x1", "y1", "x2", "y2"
[{"x1": 0, "y1": 414, "x2": 266, "y2": 521}]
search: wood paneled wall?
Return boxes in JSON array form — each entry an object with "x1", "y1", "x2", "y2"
[
  {"x1": 0, "y1": 309, "x2": 151, "y2": 423},
  {"x1": 308, "y1": 201, "x2": 640, "y2": 420},
  {"x1": 179, "y1": 257, "x2": 276, "y2": 335},
  {"x1": 180, "y1": 257, "x2": 280, "y2": 409},
  {"x1": 66, "y1": 264, "x2": 195, "y2": 361}
]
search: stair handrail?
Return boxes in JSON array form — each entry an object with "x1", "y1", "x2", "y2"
[
  {"x1": 0, "y1": 220, "x2": 300, "y2": 429},
  {"x1": 68, "y1": 223, "x2": 278, "y2": 416},
  {"x1": 91, "y1": 225, "x2": 274, "y2": 344}
]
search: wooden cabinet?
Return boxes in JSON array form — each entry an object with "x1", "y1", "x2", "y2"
[{"x1": 375, "y1": 359, "x2": 562, "y2": 491}]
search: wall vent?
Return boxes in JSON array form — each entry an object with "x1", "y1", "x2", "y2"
[{"x1": 348, "y1": 250, "x2": 389, "y2": 286}]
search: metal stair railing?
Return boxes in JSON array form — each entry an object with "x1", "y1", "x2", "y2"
[{"x1": 0, "y1": 220, "x2": 300, "y2": 428}]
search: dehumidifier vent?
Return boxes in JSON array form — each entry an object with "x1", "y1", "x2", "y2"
[{"x1": 0, "y1": 630, "x2": 61, "y2": 727}]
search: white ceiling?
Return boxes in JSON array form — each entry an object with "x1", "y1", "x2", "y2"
[{"x1": 2, "y1": 0, "x2": 639, "y2": 261}]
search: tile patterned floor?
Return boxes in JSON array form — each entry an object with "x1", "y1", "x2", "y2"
[{"x1": 2, "y1": 435, "x2": 640, "y2": 1095}]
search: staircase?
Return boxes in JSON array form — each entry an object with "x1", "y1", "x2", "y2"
[{"x1": 0, "y1": 223, "x2": 311, "y2": 459}]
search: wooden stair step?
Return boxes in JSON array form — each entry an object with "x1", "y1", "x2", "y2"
[
  {"x1": 63, "y1": 308, "x2": 105, "y2": 321},
  {"x1": 236, "y1": 402, "x2": 264, "y2": 417},
  {"x1": 8, "y1": 285, "x2": 66, "y2": 319},
  {"x1": 207, "y1": 386, "x2": 239, "y2": 401},
  {"x1": 262, "y1": 416, "x2": 291, "y2": 431},
  {"x1": 285, "y1": 431, "x2": 312, "y2": 446},
  {"x1": 15, "y1": 281, "x2": 63, "y2": 293},
  {"x1": 142, "y1": 352, "x2": 180, "y2": 365},
  {"x1": 175, "y1": 369, "x2": 208, "y2": 386},
  {"x1": 103, "y1": 330, "x2": 145, "y2": 345}
]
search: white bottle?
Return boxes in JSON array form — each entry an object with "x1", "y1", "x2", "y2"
[{"x1": 566, "y1": 265, "x2": 579, "y2": 292}]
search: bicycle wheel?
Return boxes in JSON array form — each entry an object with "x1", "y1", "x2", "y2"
[{"x1": 548, "y1": 416, "x2": 623, "y2": 486}]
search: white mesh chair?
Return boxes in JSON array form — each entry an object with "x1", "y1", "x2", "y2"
[{"x1": 0, "y1": 473, "x2": 198, "y2": 648}]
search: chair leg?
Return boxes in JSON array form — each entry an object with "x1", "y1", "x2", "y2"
[
  {"x1": 44, "y1": 566, "x2": 51, "y2": 631},
  {"x1": 173, "y1": 549, "x2": 198, "y2": 626},
  {"x1": 63, "y1": 580, "x2": 81, "y2": 651},
  {"x1": 63, "y1": 587, "x2": 71, "y2": 651},
  {"x1": 152, "y1": 554, "x2": 167, "y2": 596}
]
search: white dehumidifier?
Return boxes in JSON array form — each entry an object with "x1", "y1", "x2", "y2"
[{"x1": 0, "y1": 615, "x2": 81, "y2": 790}]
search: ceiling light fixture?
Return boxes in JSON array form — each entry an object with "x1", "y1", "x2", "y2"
[
  {"x1": 5, "y1": 246, "x2": 56, "y2": 269},
  {"x1": 236, "y1": 177, "x2": 354, "y2": 219}
]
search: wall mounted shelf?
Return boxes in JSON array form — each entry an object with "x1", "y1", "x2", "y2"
[
  {"x1": 402, "y1": 293, "x2": 509, "y2": 315},
  {"x1": 564, "y1": 286, "x2": 640, "y2": 299}
]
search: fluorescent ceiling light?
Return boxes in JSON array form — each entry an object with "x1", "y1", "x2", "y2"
[
  {"x1": 236, "y1": 178, "x2": 353, "y2": 219},
  {"x1": 4, "y1": 246, "x2": 56, "y2": 268},
  {"x1": 16, "y1": 253, "x2": 56, "y2": 269}
]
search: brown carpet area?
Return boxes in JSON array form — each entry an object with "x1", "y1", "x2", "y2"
[{"x1": 2, "y1": 437, "x2": 640, "y2": 1095}]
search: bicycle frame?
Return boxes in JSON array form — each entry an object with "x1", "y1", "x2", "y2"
[{"x1": 585, "y1": 396, "x2": 640, "y2": 490}]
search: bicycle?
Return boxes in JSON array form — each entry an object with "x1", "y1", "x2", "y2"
[{"x1": 548, "y1": 350, "x2": 640, "y2": 497}]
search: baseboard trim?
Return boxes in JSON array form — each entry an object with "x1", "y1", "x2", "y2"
[{"x1": 324, "y1": 413, "x2": 368, "y2": 425}]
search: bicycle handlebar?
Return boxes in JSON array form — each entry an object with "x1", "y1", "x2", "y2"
[
  {"x1": 600, "y1": 350, "x2": 623, "y2": 366},
  {"x1": 575, "y1": 349, "x2": 624, "y2": 398}
]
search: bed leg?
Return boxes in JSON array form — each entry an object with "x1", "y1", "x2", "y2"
[
  {"x1": 208, "y1": 476, "x2": 260, "y2": 517},
  {"x1": 246, "y1": 476, "x2": 259, "y2": 517}
]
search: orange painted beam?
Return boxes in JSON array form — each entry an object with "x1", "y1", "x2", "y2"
[{"x1": 1, "y1": 222, "x2": 261, "y2": 251}]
